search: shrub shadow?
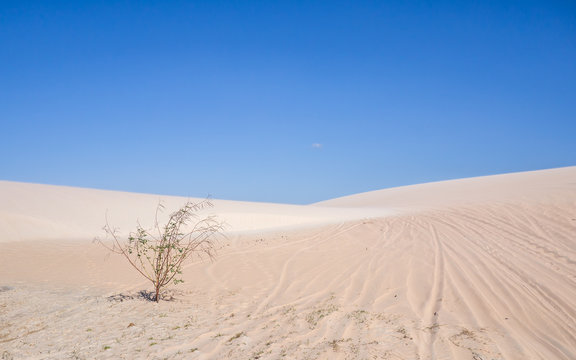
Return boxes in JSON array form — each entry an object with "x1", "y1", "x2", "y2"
[{"x1": 107, "y1": 290, "x2": 180, "y2": 302}]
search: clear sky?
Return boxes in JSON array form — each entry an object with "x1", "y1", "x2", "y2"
[{"x1": 1, "y1": 1, "x2": 575, "y2": 204}]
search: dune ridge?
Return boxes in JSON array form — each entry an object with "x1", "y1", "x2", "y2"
[
  {"x1": 0, "y1": 181, "x2": 391, "y2": 242},
  {"x1": 315, "y1": 166, "x2": 575, "y2": 210},
  {"x1": 1, "y1": 167, "x2": 575, "y2": 359}
]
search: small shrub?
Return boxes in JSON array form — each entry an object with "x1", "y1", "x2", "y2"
[{"x1": 96, "y1": 200, "x2": 222, "y2": 302}]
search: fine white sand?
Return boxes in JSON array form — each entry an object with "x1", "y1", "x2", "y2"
[{"x1": 1, "y1": 166, "x2": 575, "y2": 359}]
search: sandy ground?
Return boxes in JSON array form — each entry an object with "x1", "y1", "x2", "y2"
[{"x1": 1, "y1": 167, "x2": 575, "y2": 359}]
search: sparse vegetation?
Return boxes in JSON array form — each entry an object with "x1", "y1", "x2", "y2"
[
  {"x1": 252, "y1": 349, "x2": 265, "y2": 359},
  {"x1": 227, "y1": 331, "x2": 246, "y2": 343},
  {"x1": 282, "y1": 305, "x2": 296, "y2": 315},
  {"x1": 327, "y1": 338, "x2": 352, "y2": 353},
  {"x1": 305, "y1": 304, "x2": 339, "y2": 328},
  {"x1": 328, "y1": 339, "x2": 340, "y2": 352},
  {"x1": 97, "y1": 200, "x2": 222, "y2": 302},
  {"x1": 347, "y1": 309, "x2": 369, "y2": 324},
  {"x1": 396, "y1": 327, "x2": 413, "y2": 340}
]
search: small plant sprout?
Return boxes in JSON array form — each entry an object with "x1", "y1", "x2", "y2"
[{"x1": 96, "y1": 200, "x2": 223, "y2": 302}]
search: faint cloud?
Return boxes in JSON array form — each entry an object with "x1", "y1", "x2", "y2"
[{"x1": 312, "y1": 143, "x2": 322, "y2": 149}]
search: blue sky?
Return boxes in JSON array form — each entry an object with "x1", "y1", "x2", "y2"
[{"x1": 1, "y1": 0, "x2": 575, "y2": 204}]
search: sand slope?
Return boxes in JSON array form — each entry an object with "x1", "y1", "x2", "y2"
[
  {"x1": 315, "y1": 166, "x2": 576, "y2": 210},
  {"x1": 0, "y1": 181, "x2": 389, "y2": 242},
  {"x1": 1, "y1": 167, "x2": 575, "y2": 359}
]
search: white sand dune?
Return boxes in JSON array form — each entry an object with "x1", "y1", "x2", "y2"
[
  {"x1": 0, "y1": 181, "x2": 390, "y2": 242},
  {"x1": 1, "y1": 167, "x2": 575, "y2": 359},
  {"x1": 315, "y1": 166, "x2": 576, "y2": 210}
]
